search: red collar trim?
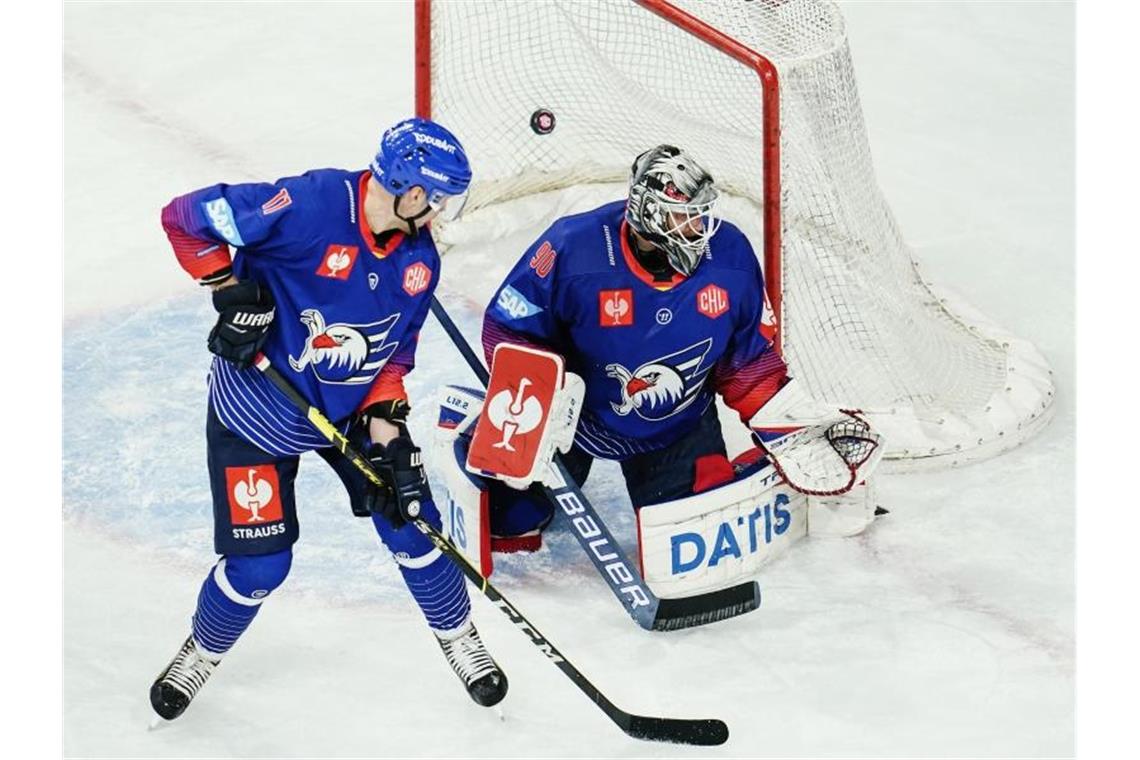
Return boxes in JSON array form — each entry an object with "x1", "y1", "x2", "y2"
[
  {"x1": 358, "y1": 171, "x2": 405, "y2": 258},
  {"x1": 619, "y1": 219, "x2": 685, "y2": 291}
]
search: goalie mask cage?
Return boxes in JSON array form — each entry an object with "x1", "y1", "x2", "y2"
[{"x1": 415, "y1": 0, "x2": 1055, "y2": 470}]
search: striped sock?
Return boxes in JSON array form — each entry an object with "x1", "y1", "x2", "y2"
[
  {"x1": 190, "y1": 559, "x2": 265, "y2": 657},
  {"x1": 396, "y1": 551, "x2": 472, "y2": 635}
]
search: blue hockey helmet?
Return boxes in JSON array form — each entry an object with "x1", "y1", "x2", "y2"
[{"x1": 370, "y1": 117, "x2": 472, "y2": 222}]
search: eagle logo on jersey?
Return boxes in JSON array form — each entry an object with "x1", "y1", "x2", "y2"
[
  {"x1": 288, "y1": 308, "x2": 401, "y2": 385},
  {"x1": 605, "y1": 338, "x2": 713, "y2": 421}
]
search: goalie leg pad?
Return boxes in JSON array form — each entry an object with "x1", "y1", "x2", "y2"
[{"x1": 637, "y1": 462, "x2": 808, "y2": 598}]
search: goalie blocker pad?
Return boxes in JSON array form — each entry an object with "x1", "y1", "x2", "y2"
[
  {"x1": 637, "y1": 450, "x2": 878, "y2": 599},
  {"x1": 466, "y1": 343, "x2": 583, "y2": 488}
]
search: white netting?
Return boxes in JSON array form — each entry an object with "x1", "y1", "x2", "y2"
[{"x1": 424, "y1": 0, "x2": 1055, "y2": 469}]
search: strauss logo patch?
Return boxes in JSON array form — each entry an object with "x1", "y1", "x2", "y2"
[{"x1": 599, "y1": 289, "x2": 633, "y2": 327}]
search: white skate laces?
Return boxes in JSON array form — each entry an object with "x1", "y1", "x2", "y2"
[
  {"x1": 436, "y1": 622, "x2": 497, "y2": 686},
  {"x1": 160, "y1": 636, "x2": 220, "y2": 702}
]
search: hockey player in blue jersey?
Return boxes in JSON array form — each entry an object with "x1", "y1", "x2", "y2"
[
  {"x1": 150, "y1": 117, "x2": 507, "y2": 721},
  {"x1": 470, "y1": 144, "x2": 883, "y2": 553}
]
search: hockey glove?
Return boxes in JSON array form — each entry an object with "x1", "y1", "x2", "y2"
[
  {"x1": 207, "y1": 280, "x2": 275, "y2": 369},
  {"x1": 748, "y1": 380, "x2": 885, "y2": 496},
  {"x1": 366, "y1": 436, "x2": 431, "y2": 528}
]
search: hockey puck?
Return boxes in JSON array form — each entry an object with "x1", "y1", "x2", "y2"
[{"x1": 530, "y1": 108, "x2": 556, "y2": 135}]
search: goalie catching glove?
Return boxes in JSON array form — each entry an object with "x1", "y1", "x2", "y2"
[{"x1": 748, "y1": 380, "x2": 885, "y2": 496}]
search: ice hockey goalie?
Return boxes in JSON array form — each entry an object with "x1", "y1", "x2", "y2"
[{"x1": 434, "y1": 342, "x2": 885, "y2": 597}]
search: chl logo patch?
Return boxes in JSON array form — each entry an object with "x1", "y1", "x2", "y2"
[
  {"x1": 226, "y1": 465, "x2": 283, "y2": 525},
  {"x1": 697, "y1": 284, "x2": 729, "y2": 319},
  {"x1": 403, "y1": 262, "x2": 432, "y2": 296},
  {"x1": 316, "y1": 245, "x2": 359, "y2": 280},
  {"x1": 599, "y1": 289, "x2": 634, "y2": 327},
  {"x1": 529, "y1": 241, "x2": 557, "y2": 278}
]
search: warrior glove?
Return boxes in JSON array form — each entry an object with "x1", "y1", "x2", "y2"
[
  {"x1": 207, "y1": 280, "x2": 275, "y2": 369},
  {"x1": 367, "y1": 436, "x2": 431, "y2": 528}
]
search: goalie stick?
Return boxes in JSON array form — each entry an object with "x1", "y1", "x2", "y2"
[
  {"x1": 428, "y1": 296, "x2": 761, "y2": 631},
  {"x1": 253, "y1": 354, "x2": 728, "y2": 746}
]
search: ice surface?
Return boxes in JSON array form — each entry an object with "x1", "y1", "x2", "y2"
[{"x1": 63, "y1": 1, "x2": 1073, "y2": 756}]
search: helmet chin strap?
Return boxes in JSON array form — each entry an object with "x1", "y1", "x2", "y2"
[{"x1": 393, "y1": 193, "x2": 432, "y2": 238}]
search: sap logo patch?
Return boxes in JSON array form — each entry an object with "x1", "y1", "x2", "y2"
[
  {"x1": 697, "y1": 284, "x2": 729, "y2": 319},
  {"x1": 203, "y1": 198, "x2": 244, "y2": 246},
  {"x1": 670, "y1": 493, "x2": 793, "y2": 574},
  {"x1": 315, "y1": 244, "x2": 359, "y2": 280},
  {"x1": 226, "y1": 465, "x2": 283, "y2": 526},
  {"x1": 529, "y1": 241, "x2": 557, "y2": 278},
  {"x1": 495, "y1": 285, "x2": 542, "y2": 320},
  {"x1": 403, "y1": 262, "x2": 432, "y2": 296},
  {"x1": 598, "y1": 289, "x2": 633, "y2": 327},
  {"x1": 260, "y1": 188, "x2": 292, "y2": 216}
]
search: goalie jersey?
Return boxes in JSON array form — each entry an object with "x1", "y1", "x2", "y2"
[
  {"x1": 482, "y1": 200, "x2": 788, "y2": 459},
  {"x1": 161, "y1": 169, "x2": 438, "y2": 456}
]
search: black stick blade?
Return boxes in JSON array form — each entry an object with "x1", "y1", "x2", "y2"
[
  {"x1": 651, "y1": 581, "x2": 761, "y2": 631},
  {"x1": 621, "y1": 715, "x2": 729, "y2": 746}
]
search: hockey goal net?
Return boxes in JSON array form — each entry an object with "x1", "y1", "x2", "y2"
[{"x1": 416, "y1": 0, "x2": 1055, "y2": 470}]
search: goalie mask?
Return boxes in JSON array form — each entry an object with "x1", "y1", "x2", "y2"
[{"x1": 626, "y1": 145, "x2": 722, "y2": 277}]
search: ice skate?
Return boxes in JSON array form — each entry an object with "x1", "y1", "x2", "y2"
[
  {"x1": 149, "y1": 635, "x2": 221, "y2": 720},
  {"x1": 435, "y1": 621, "x2": 508, "y2": 707}
]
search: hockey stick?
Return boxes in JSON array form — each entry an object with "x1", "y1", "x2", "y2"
[
  {"x1": 253, "y1": 355, "x2": 728, "y2": 746},
  {"x1": 428, "y1": 296, "x2": 761, "y2": 631}
]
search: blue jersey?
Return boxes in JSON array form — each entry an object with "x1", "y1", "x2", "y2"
[
  {"x1": 163, "y1": 169, "x2": 439, "y2": 456},
  {"x1": 482, "y1": 200, "x2": 787, "y2": 460}
]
